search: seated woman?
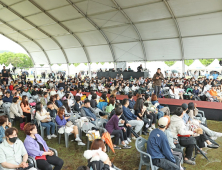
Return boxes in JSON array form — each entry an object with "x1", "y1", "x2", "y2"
[
  {"x1": 99, "y1": 92, "x2": 109, "y2": 103},
  {"x1": 20, "y1": 95, "x2": 31, "y2": 122},
  {"x1": 74, "y1": 96, "x2": 82, "y2": 112},
  {"x1": 105, "y1": 107, "x2": 131, "y2": 149},
  {"x1": 10, "y1": 97, "x2": 26, "y2": 130},
  {"x1": 151, "y1": 94, "x2": 170, "y2": 116},
  {"x1": 66, "y1": 93, "x2": 74, "y2": 107},
  {"x1": 55, "y1": 107, "x2": 85, "y2": 146},
  {"x1": 134, "y1": 98, "x2": 156, "y2": 134},
  {"x1": 63, "y1": 99, "x2": 73, "y2": 117},
  {"x1": 55, "y1": 94, "x2": 63, "y2": 108},
  {"x1": 50, "y1": 87, "x2": 57, "y2": 96},
  {"x1": 50, "y1": 95, "x2": 58, "y2": 111},
  {"x1": 76, "y1": 89, "x2": 83, "y2": 97},
  {"x1": 35, "y1": 102, "x2": 57, "y2": 140},
  {"x1": 90, "y1": 93, "x2": 98, "y2": 109},
  {"x1": 0, "y1": 115, "x2": 11, "y2": 143},
  {"x1": 23, "y1": 123, "x2": 64, "y2": 170},
  {"x1": 169, "y1": 85, "x2": 180, "y2": 99},
  {"x1": 84, "y1": 139, "x2": 120, "y2": 170},
  {"x1": 105, "y1": 96, "x2": 115, "y2": 113}
]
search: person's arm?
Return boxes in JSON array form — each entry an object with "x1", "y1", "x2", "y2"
[
  {"x1": 113, "y1": 117, "x2": 123, "y2": 130},
  {"x1": 80, "y1": 108, "x2": 86, "y2": 117},
  {"x1": 161, "y1": 137, "x2": 176, "y2": 163},
  {"x1": 10, "y1": 105, "x2": 21, "y2": 117}
]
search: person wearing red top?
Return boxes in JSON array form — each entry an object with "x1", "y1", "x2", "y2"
[{"x1": 9, "y1": 82, "x2": 14, "y2": 91}]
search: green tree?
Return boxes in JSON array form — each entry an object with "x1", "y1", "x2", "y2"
[
  {"x1": 40, "y1": 64, "x2": 44, "y2": 67},
  {"x1": 165, "y1": 61, "x2": 176, "y2": 67},
  {"x1": 101, "y1": 62, "x2": 105, "y2": 65},
  {"x1": 84, "y1": 63, "x2": 88, "y2": 66},
  {"x1": 73, "y1": 63, "x2": 80, "y2": 67},
  {"x1": 184, "y1": 60, "x2": 194, "y2": 66},
  {"x1": 57, "y1": 64, "x2": 62, "y2": 66},
  {"x1": 199, "y1": 59, "x2": 214, "y2": 66}
]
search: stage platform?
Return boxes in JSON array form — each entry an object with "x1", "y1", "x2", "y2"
[{"x1": 71, "y1": 91, "x2": 222, "y2": 121}]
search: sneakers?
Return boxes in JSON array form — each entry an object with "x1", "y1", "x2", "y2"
[
  {"x1": 78, "y1": 141, "x2": 85, "y2": 146},
  {"x1": 127, "y1": 138, "x2": 132, "y2": 143},
  {"x1": 151, "y1": 125, "x2": 156, "y2": 129},
  {"x1": 215, "y1": 132, "x2": 222, "y2": 137},
  {"x1": 122, "y1": 145, "x2": 131, "y2": 149},
  {"x1": 75, "y1": 137, "x2": 82, "y2": 142},
  {"x1": 148, "y1": 127, "x2": 153, "y2": 132},
  {"x1": 132, "y1": 137, "x2": 136, "y2": 140},
  {"x1": 211, "y1": 136, "x2": 217, "y2": 140},
  {"x1": 51, "y1": 134, "x2": 57, "y2": 138},
  {"x1": 47, "y1": 135, "x2": 51, "y2": 140},
  {"x1": 114, "y1": 146, "x2": 121, "y2": 150},
  {"x1": 125, "y1": 140, "x2": 129, "y2": 145}
]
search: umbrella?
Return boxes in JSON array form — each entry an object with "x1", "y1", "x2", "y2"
[{"x1": 102, "y1": 132, "x2": 115, "y2": 154}]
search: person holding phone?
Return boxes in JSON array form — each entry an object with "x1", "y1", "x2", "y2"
[{"x1": 153, "y1": 68, "x2": 164, "y2": 97}]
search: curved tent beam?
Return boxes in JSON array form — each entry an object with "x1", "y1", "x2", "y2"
[
  {"x1": 0, "y1": 1, "x2": 69, "y2": 64},
  {"x1": 66, "y1": 0, "x2": 116, "y2": 62},
  {"x1": 0, "y1": 32, "x2": 35, "y2": 65},
  {"x1": 110, "y1": 0, "x2": 147, "y2": 61},
  {"x1": 28, "y1": 0, "x2": 91, "y2": 63},
  {"x1": 0, "y1": 18, "x2": 51, "y2": 65},
  {"x1": 163, "y1": 0, "x2": 184, "y2": 60}
]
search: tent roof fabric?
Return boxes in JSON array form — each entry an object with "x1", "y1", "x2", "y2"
[{"x1": 0, "y1": 0, "x2": 222, "y2": 64}]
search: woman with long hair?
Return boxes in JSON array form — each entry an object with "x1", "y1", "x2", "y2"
[
  {"x1": 49, "y1": 95, "x2": 58, "y2": 111},
  {"x1": 55, "y1": 107, "x2": 85, "y2": 146},
  {"x1": 20, "y1": 95, "x2": 31, "y2": 122},
  {"x1": 151, "y1": 94, "x2": 170, "y2": 116},
  {"x1": 63, "y1": 99, "x2": 72, "y2": 116},
  {"x1": 35, "y1": 102, "x2": 57, "y2": 140},
  {"x1": 105, "y1": 96, "x2": 115, "y2": 113},
  {"x1": 55, "y1": 94, "x2": 63, "y2": 108}
]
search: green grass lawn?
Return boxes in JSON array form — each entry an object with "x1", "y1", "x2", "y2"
[{"x1": 16, "y1": 120, "x2": 222, "y2": 170}]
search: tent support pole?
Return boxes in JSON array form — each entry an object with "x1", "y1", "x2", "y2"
[
  {"x1": 114, "y1": 62, "x2": 117, "y2": 70},
  {"x1": 67, "y1": 64, "x2": 70, "y2": 77},
  {"x1": 182, "y1": 60, "x2": 185, "y2": 74},
  {"x1": 89, "y1": 63, "x2": 92, "y2": 78}
]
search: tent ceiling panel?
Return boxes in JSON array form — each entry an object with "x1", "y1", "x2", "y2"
[
  {"x1": 113, "y1": 42, "x2": 144, "y2": 61},
  {"x1": 46, "y1": 50, "x2": 65, "y2": 64},
  {"x1": 75, "y1": 0, "x2": 115, "y2": 15},
  {"x1": 48, "y1": 5, "x2": 82, "y2": 21},
  {"x1": 32, "y1": 0, "x2": 69, "y2": 11},
  {"x1": 0, "y1": 0, "x2": 23, "y2": 6},
  {"x1": 183, "y1": 35, "x2": 222, "y2": 59},
  {"x1": 20, "y1": 41, "x2": 42, "y2": 52},
  {"x1": 0, "y1": 8, "x2": 20, "y2": 21},
  {"x1": 90, "y1": 11, "x2": 129, "y2": 28},
  {"x1": 6, "y1": 32, "x2": 29, "y2": 42},
  {"x1": 40, "y1": 24, "x2": 68, "y2": 36},
  {"x1": 21, "y1": 28, "x2": 48, "y2": 39},
  {"x1": 115, "y1": 0, "x2": 161, "y2": 8},
  {"x1": 8, "y1": 19, "x2": 33, "y2": 30},
  {"x1": 54, "y1": 34, "x2": 81, "y2": 48},
  {"x1": 10, "y1": 1, "x2": 41, "y2": 16},
  {"x1": 124, "y1": 2, "x2": 171, "y2": 22},
  {"x1": 0, "y1": 24, "x2": 15, "y2": 34},
  {"x1": 76, "y1": 30, "x2": 107, "y2": 46},
  {"x1": 170, "y1": 0, "x2": 222, "y2": 17},
  {"x1": 26, "y1": 13, "x2": 55, "y2": 26},
  {"x1": 30, "y1": 51, "x2": 49, "y2": 64},
  {"x1": 144, "y1": 39, "x2": 182, "y2": 61},
  {"x1": 36, "y1": 38, "x2": 60, "y2": 50},
  {"x1": 65, "y1": 48, "x2": 88, "y2": 63},
  {"x1": 86, "y1": 45, "x2": 113, "y2": 62},
  {"x1": 63, "y1": 18, "x2": 96, "y2": 32},
  {"x1": 135, "y1": 19, "x2": 178, "y2": 40},
  {"x1": 178, "y1": 12, "x2": 222, "y2": 36}
]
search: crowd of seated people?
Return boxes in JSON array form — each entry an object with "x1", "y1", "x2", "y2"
[{"x1": 0, "y1": 67, "x2": 222, "y2": 169}]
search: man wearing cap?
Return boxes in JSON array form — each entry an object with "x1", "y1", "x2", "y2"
[
  {"x1": 57, "y1": 87, "x2": 65, "y2": 99},
  {"x1": 147, "y1": 117, "x2": 180, "y2": 170},
  {"x1": 153, "y1": 68, "x2": 164, "y2": 97}
]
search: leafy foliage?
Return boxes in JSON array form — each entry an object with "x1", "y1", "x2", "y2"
[
  {"x1": 73, "y1": 63, "x2": 80, "y2": 67},
  {"x1": 199, "y1": 59, "x2": 214, "y2": 66},
  {"x1": 184, "y1": 60, "x2": 194, "y2": 66},
  {"x1": 165, "y1": 61, "x2": 176, "y2": 67},
  {"x1": 40, "y1": 64, "x2": 44, "y2": 67},
  {"x1": 0, "y1": 52, "x2": 33, "y2": 68}
]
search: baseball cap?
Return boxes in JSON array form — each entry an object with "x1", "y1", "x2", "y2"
[
  {"x1": 59, "y1": 87, "x2": 64, "y2": 90},
  {"x1": 158, "y1": 117, "x2": 168, "y2": 128},
  {"x1": 182, "y1": 103, "x2": 188, "y2": 110}
]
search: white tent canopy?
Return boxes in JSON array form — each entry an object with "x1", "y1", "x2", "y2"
[
  {"x1": 170, "y1": 61, "x2": 188, "y2": 72},
  {"x1": 0, "y1": 0, "x2": 222, "y2": 65},
  {"x1": 188, "y1": 60, "x2": 206, "y2": 70},
  {"x1": 206, "y1": 59, "x2": 222, "y2": 70}
]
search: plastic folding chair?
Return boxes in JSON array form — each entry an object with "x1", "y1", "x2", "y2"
[
  {"x1": 135, "y1": 137, "x2": 159, "y2": 170},
  {"x1": 81, "y1": 122, "x2": 96, "y2": 149}
]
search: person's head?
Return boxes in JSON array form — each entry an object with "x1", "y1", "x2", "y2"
[
  {"x1": 158, "y1": 117, "x2": 168, "y2": 130},
  {"x1": 24, "y1": 123, "x2": 37, "y2": 136},
  {"x1": 90, "y1": 139, "x2": 106, "y2": 152},
  {"x1": 22, "y1": 95, "x2": 28, "y2": 106},
  {"x1": 58, "y1": 107, "x2": 65, "y2": 120},
  {"x1": 50, "y1": 95, "x2": 56, "y2": 102},
  {"x1": 188, "y1": 102, "x2": 195, "y2": 111},
  {"x1": 181, "y1": 103, "x2": 188, "y2": 112},
  {"x1": 128, "y1": 93, "x2": 133, "y2": 99},
  {"x1": 101, "y1": 93, "x2": 107, "y2": 101},
  {"x1": 6, "y1": 91, "x2": 10, "y2": 97},
  {"x1": 84, "y1": 99, "x2": 91, "y2": 107},
  {"x1": 5, "y1": 127, "x2": 18, "y2": 144},
  {"x1": 122, "y1": 98, "x2": 129, "y2": 107},
  {"x1": 35, "y1": 102, "x2": 43, "y2": 112},
  {"x1": 59, "y1": 87, "x2": 64, "y2": 92},
  {"x1": 115, "y1": 107, "x2": 123, "y2": 116},
  {"x1": 75, "y1": 96, "x2": 81, "y2": 103},
  {"x1": 174, "y1": 107, "x2": 184, "y2": 117},
  {"x1": 151, "y1": 94, "x2": 157, "y2": 101},
  {"x1": 91, "y1": 93, "x2": 97, "y2": 100},
  {"x1": 47, "y1": 101, "x2": 53, "y2": 109},
  {"x1": 144, "y1": 94, "x2": 150, "y2": 101},
  {"x1": 164, "y1": 115, "x2": 171, "y2": 128},
  {"x1": 157, "y1": 68, "x2": 161, "y2": 74},
  {"x1": 108, "y1": 96, "x2": 115, "y2": 106},
  {"x1": 134, "y1": 98, "x2": 144, "y2": 110},
  {"x1": 51, "y1": 87, "x2": 55, "y2": 91},
  {"x1": 12, "y1": 97, "x2": 19, "y2": 104},
  {"x1": 55, "y1": 94, "x2": 60, "y2": 100},
  {"x1": 63, "y1": 99, "x2": 71, "y2": 113},
  {"x1": 77, "y1": 89, "x2": 82, "y2": 93},
  {"x1": 0, "y1": 115, "x2": 8, "y2": 126},
  {"x1": 170, "y1": 85, "x2": 174, "y2": 90}
]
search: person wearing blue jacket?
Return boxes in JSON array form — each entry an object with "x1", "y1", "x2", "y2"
[
  {"x1": 122, "y1": 99, "x2": 144, "y2": 134},
  {"x1": 147, "y1": 117, "x2": 181, "y2": 170},
  {"x1": 0, "y1": 115, "x2": 11, "y2": 143},
  {"x1": 128, "y1": 93, "x2": 135, "y2": 109},
  {"x1": 2, "y1": 91, "x2": 13, "y2": 103},
  {"x1": 212, "y1": 71, "x2": 218, "y2": 80}
]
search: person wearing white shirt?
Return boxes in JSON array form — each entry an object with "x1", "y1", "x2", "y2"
[
  {"x1": 124, "y1": 84, "x2": 130, "y2": 95},
  {"x1": 169, "y1": 85, "x2": 180, "y2": 99},
  {"x1": 50, "y1": 87, "x2": 57, "y2": 96},
  {"x1": 98, "y1": 83, "x2": 104, "y2": 92},
  {"x1": 57, "y1": 87, "x2": 65, "y2": 99},
  {"x1": 132, "y1": 84, "x2": 138, "y2": 92}
]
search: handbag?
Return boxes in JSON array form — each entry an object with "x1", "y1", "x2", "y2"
[
  {"x1": 178, "y1": 136, "x2": 196, "y2": 146},
  {"x1": 66, "y1": 121, "x2": 73, "y2": 127}
]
